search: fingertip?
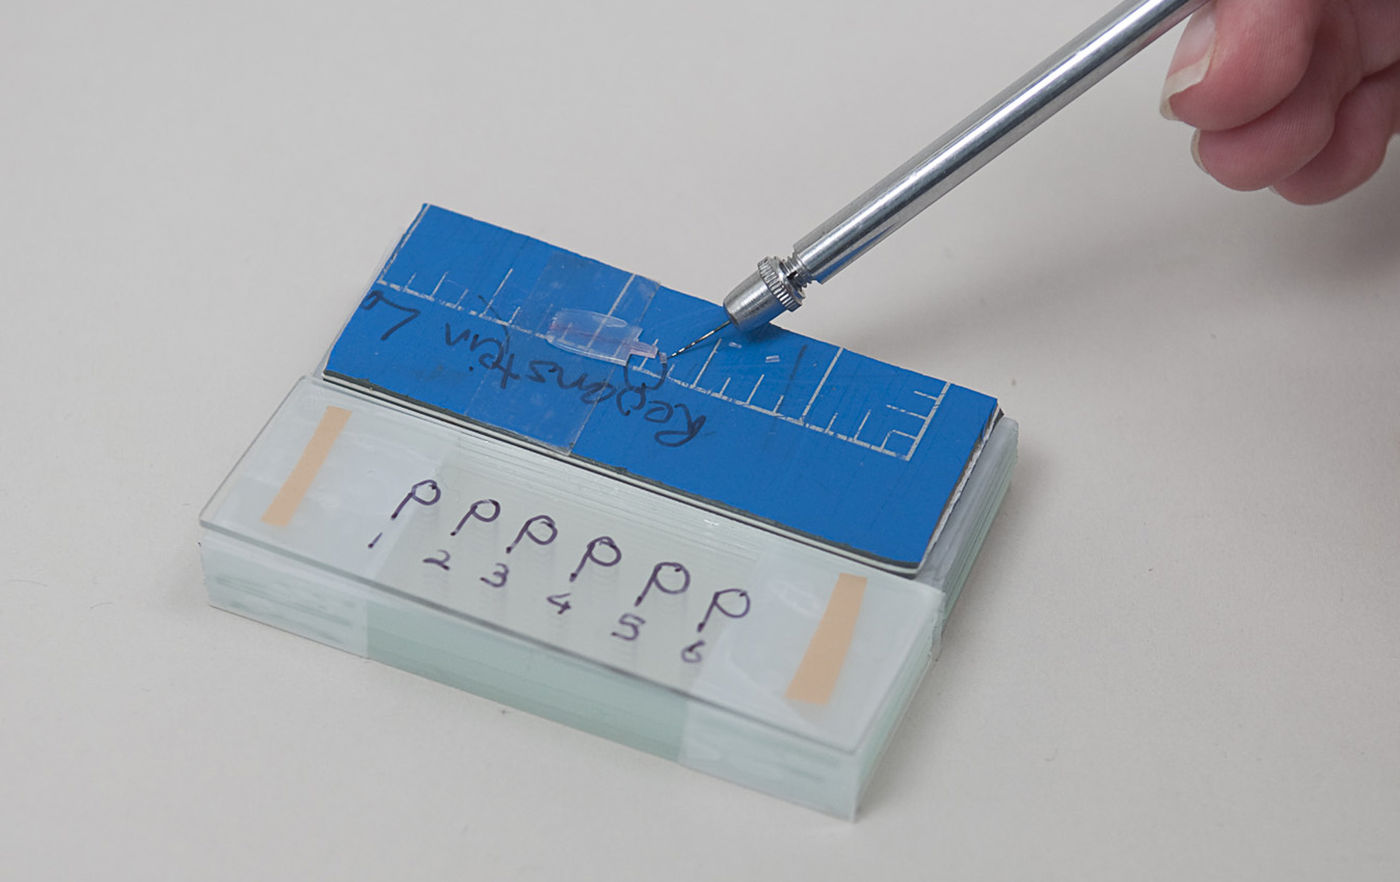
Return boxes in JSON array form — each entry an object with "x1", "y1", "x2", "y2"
[
  {"x1": 1165, "y1": 0, "x2": 1323, "y2": 131},
  {"x1": 1193, "y1": 129, "x2": 1267, "y2": 191},
  {"x1": 1189, "y1": 128, "x2": 1205, "y2": 172},
  {"x1": 1193, "y1": 106, "x2": 1336, "y2": 192}
]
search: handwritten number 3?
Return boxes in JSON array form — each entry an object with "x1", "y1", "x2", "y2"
[{"x1": 480, "y1": 562, "x2": 509, "y2": 588}]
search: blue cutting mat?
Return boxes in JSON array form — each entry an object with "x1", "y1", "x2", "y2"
[{"x1": 324, "y1": 205, "x2": 997, "y2": 570}]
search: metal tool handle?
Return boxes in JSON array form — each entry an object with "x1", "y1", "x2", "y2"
[{"x1": 723, "y1": 0, "x2": 1209, "y2": 331}]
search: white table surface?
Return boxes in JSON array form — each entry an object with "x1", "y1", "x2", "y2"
[{"x1": 3, "y1": 1, "x2": 1397, "y2": 879}]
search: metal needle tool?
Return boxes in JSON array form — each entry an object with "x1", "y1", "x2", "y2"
[{"x1": 672, "y1": 0, "x2": 1208, "y2": 356}]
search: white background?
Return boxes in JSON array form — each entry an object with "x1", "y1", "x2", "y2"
[{"x1": 3, "y1": 1, "x2": 1397, "y2": 878}]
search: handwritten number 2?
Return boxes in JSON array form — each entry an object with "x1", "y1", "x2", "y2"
[
  {"x1": 611, "y1": 613, "x2": 645, "y2": 642},
  {"x1": 422, "y1": 549, "x2": 451, "y2": 571}
]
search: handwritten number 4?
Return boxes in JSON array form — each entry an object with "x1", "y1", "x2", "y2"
[{"x1": 547, "y1": 593, "x2": 572, "y2": 614}]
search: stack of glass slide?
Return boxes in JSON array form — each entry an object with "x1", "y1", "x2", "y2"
[{"x1": 199, "y1": 205, "x2": 1017, "y2": 818}]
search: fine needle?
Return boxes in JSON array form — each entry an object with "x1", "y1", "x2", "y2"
[{"x1": 670, "y1": 318, "x2": 733, "y2": 358}]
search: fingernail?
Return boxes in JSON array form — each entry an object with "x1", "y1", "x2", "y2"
[
  {"x1": 1160, "y1": 6, "x2": 1217, "y2": 120},
  {"x1": 1189, "y1": 130, "x2": 1206, "y2": 172}
]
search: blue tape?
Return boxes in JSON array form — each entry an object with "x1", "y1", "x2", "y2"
[{"x1": 325, "y1": 205, "x2": 997, "y2": 569}]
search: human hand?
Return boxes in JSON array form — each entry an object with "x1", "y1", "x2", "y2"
[{"x1": 1160, "y1": 0, "x2": 1400, "y2": 203}]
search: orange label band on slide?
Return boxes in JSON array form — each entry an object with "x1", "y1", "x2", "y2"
[
  {"x1": 785, "y1": 573, "x2": 868, "y2": 705},
  {"x1": 261, "y1": 406, "x2": 352, "y2": 527}
]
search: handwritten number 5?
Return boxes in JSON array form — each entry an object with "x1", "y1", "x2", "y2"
[{"x1": 611, "y1": 613, "x2": 645, "y2": 641}]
